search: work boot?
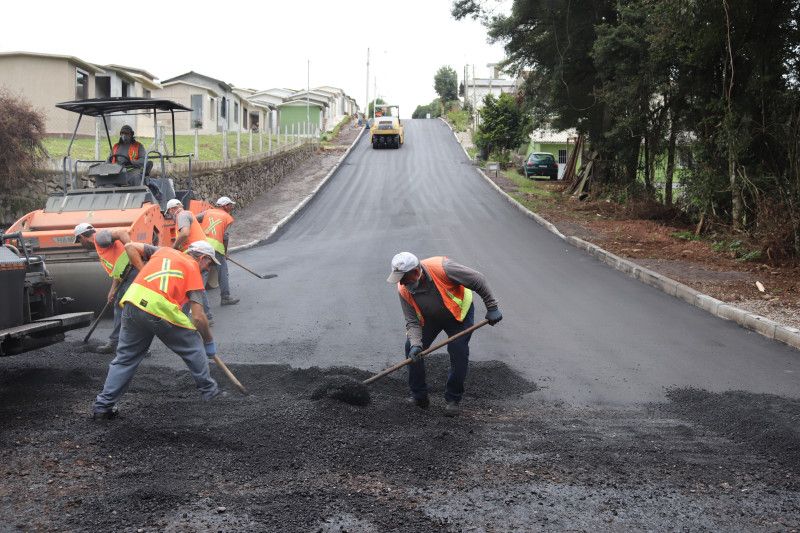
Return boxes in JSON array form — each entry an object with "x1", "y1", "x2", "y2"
[
  {"x1": 220, "y1": 296, "x2": 240, "y2": 306},
  {"x1": 94, "y1": 341, "x2": 117, "y2": 355},
  {"x1": 444, "y1": 401, "x2": 461, "y2": 417},
  {"x1": 405, "y1": 396, "x2": 430, "y2": 409},
  {"x1": 92, "y1": 406, "x2": 118, "y2": 421}
]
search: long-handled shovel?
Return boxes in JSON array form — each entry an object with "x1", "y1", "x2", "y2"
[
  {"x1": 224, "y1": 254, "x2": 277, "y2": 280},
  {"x1": 313, "y1": 319, "x2": 491, "y2": 406},
  {"x1": 83, "y1": 269, "x2": 133, "y2": 343},
  {"x1": 211, "y1": 355, "x2": 249, "y2": 395}
]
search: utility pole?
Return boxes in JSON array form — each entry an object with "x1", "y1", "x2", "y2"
[
  {"x1": 306, "y1": 59, "x2": 310, "y2": 137},
  {"x1": 365, "y1": 48, "x2": 370, "y2": 119},
  {"x1": 373, "y1": 77, "x2": 377, "y2": 119}
]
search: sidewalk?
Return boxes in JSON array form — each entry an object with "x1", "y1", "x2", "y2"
[{"x1": 228, "y1": 124, "x2": 362, "y2": 248}]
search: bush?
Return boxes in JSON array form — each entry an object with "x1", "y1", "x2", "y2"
[
  {"x1": 0, "y1": 91, "x2": 46, "y2": 190},
  {"x1": 446, "y1": 109, "x2": 470, "y2": 132}
]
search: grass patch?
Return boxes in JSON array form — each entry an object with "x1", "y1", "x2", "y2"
[
  {"x1": 42, "y1": 133, "x2": 284, "y2": 162},
  {"x1": 446, "y1": 109, "x2": 470, "y2": 132},
  {"x1": 672, "y1": 230, "x2": 700, "y2": 241}
]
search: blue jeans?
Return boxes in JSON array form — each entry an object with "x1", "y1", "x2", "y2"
[
  {"x1": 405, "y1": 304, "x2": 474, "y2": 404},
  {"x1": 93, "y1": 303, "x2": 218, "y2": 413},
  {"x1": 109, "y1": 268, "x2": 138, "y2": 344},
  {"x1": 199, "y1": 269, "x2": 213, "y2": 318}
]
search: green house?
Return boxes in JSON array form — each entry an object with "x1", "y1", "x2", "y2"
[
  {"x1": 278, "y1": 94, "x2": 327, "y2": 134},
  {"x1": 526, "y1": 128, "x2": 581, "y2": 180}
]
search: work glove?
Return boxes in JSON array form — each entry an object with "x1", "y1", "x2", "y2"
[
  {"x1": 408, "y1": 345, "x2": 424, "y2": 363},
  {"x1": 486, "y1": 307, "x2": 503, "y2": 326},
  {"x1": 204, "y1": 341, "x2": 217, "y2": 359}
]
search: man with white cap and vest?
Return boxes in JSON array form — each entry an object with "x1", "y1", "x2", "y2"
[
  {"x1": 387, "y1": 252, "x2": 502, "y2": 416},
  {"x1": 74, "y1": 222, "x2": 135, "y2": 354},
  {"x1": 165, "y1": 198, "x2": 214, "y2": 320},
  {"x1": 91, "y1": 240, "x2": 222, "y2": 419},
  {"x1": 196, "y1": 196, "x2": 239, "y2": 306}
]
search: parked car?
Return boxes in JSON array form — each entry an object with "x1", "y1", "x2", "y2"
[{"x1": 522, "y1": 152, "x2": 559, "y2": 180}]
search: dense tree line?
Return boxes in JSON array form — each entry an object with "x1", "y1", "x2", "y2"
[{"x1": 454, "y1": 0, "x2": 800, "y2": 259}]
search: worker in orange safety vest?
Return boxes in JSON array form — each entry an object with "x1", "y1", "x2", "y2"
[{"x1": 196, "y1": 196, "x2": 239, "y2": 306}]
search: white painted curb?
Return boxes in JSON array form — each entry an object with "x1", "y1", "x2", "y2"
[
  {"x1": 229, "y1": 127, "x2": 366, "y2": 253},
  {"x1": 439, "y1": 118, "x2": 800, "y2": 352}
]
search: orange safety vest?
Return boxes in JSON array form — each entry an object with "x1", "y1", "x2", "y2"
[
  {"x1": 94, "y1": 237, "x2": 130, "y2": 280},
  {"x1": 200, "y1": 208, "x2": 234, "y2": 254},
  {"x1": 120, "y1": 247, "x2": 204, "y2": 329},
  {"x1": 397, "y1": 256, "x2": 473, "y2": 326},
  {"x1": 111, "y1": 141, "x2": 143, "y2": 164},
  {"x1": 177, "y1": 211, "x2": 208, "y2": 252}
]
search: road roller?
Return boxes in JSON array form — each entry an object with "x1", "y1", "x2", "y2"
[{"x1": 6, "y1": 97, "x2": 212, "y2": 312}]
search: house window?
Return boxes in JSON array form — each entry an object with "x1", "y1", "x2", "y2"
[
  {"x1": 121, "y1": 81, "x2": 131, "y2": 98},
  {"x1": 558, "y1": 149, "x2": 567, "y2": 164},
  {"x1": 210, "y1": 98, "x2": 216, "y2": 119},
  {"x1": 75, "y1": 69, "x2": 89, "y2": 99},
  {"x1": 242, "y1": 109, "x2": 248, "y2": 129},
  {"x1": 143, "y1": 89, "x2": 151, "y2": 98},
  {"x1": 234, "y1": 102, "x2": 239, "y2": 124},
  {"x1": 191, "y1": 94, "x2": 204, "y2": 128},
  {"x1": 95, "y1": 76, "x2": 111, "y2": 99}
]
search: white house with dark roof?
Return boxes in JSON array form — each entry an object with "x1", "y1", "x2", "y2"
[{"x1": 155, "y1": 71, "x2": 243, "y2": 134}]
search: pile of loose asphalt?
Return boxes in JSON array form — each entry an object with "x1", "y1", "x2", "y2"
[{"x1": 1, "y1": 340, "x2": 799, "y2": 531}]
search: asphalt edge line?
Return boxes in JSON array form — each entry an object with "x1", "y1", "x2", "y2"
[
  {"x1": 438, "y1": 117, "x2": 800, "y2": 352},
  {"x1": 229, "y1": 126, "x2": 366, "y2": 253}
]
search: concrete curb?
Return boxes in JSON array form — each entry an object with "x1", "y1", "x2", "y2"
[
  {"x1": 228, "y1": 126, "x2": 366, "y2": 253},
  {"x1": 439, "y1": 118, "x2": 800, "y2": 352}
]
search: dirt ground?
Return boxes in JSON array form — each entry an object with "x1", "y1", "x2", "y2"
[
  {"x1": 1, "y1": 343, "x2": 798, "y2": 532},
  {"x1": 490, "y1": 174, "x2": 800, "y2": 330}
]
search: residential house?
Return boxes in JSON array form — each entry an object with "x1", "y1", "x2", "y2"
[
  {"x1": 527, "y1": 128, "x2": 581, "y2": 179},
  {"x1": 0, "y1": 51, "x2": 105, "y2": 136},
  {"x1": 247, "y1": 89, "x2": 286, "y2": 132},
  {"x1": 155, "y1": 71, "x2": 242, "y2": 134},
  {"x1": 93, "y1": 64, "x2": 162, "y2": 138},
  {"x1": 232, "y1": 88, "x2": 273, "y2": 132},
  {"x1": 464, "y1": 63, "x2": 519, "y2": 113},
  {"x1": 278, "y1": 91, "x2": 330, "y2": 133}
]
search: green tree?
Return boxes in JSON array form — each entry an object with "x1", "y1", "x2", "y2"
[
  {"x1": 0, "y1": 91, "x2": 46, "y2": 191},
  {"x1": 475, "y1": 93, "x2": 532, "y2": 160},
  {"x1": 367, "y1": 98, "x2": 386, "y2": 118},
  {"x1": 434, "y1": 66, "x2": 459, "y2": 103}
]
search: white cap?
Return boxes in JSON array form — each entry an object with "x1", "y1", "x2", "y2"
[
  {"x1": 73, "y1": 222, "x2": 95, "y2": 243},
  {"x1": 165, "y1": 199, "x2": 183, "y2": 210},
  {"x1": 216, "y1": 196, "x2": 235, "y2": 207},
  {"x1": 386, "y1": 252, "x2": 419, "y2": 283},
  {"x1": 186, "y1": 240, "x2": 221, "y2": 265}
]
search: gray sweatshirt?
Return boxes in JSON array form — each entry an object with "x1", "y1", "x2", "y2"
[{"x1": 399, "y1": 258, "x2": 498, "y2": 346}]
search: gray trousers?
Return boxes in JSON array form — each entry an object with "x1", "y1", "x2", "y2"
[
  {"x1": 109, "y1": 268, "x2": 138, "y2": 344},
  {"x1": 216, "y1": 252, "x2": 231, "y2": 299},
  {"x1": 93, "y1": 303, "x2": 218, "y2": 413}
]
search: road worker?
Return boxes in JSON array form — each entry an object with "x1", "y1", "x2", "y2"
[
  {"x1": 196, "y1": 196, "x2": 239, "y2": 306},
  {"x1": 74, "y1": 222, "x2": 135, "y2": 354},
  {"x1": 165, "y1": 198, "x2": 213, "y2": 320},
  {"x1": 387, "y1": 252, "x2": 503, "y2": 417},
  {"x1": 91, "y1": 240, "x2": 222, "y2": 419},
  {"x1": 108, "y1": 125, "x2": 146, "y2": 186}
]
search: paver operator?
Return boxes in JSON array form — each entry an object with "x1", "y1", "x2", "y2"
[
  {"x1": 196, "y1": 196, "x2": 239, "y2": 306},
  {"x1": 166, "y1": 198, "x2": 214, "y2": 320},
  {"x1": 387, "y1": 252, "x2": 503, "y2": 417},
  {"x1": 91, "y1": 240, "x2": 222, "y2": 419},
  {"x1": 74, "y1": 223, "x2": 136, "y2": 354},
  {"x1": 108, "y1": 125, "x2": 146, "y2": 186}
]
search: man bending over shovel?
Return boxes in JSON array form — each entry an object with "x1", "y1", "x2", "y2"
[{"x1": 387, "y1": 252, "x2": 502, "y2": 417}]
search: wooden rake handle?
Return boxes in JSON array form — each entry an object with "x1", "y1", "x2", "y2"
[
  {"x1": 213, "y1": 355, "x2": 249, "y2": 395},
  {"x1": 362, "y1": 319, "x2": 490, "y2": 386}
]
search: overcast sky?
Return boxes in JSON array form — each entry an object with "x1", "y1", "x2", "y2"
[{"x1": 1, "y1": 0, "x2": 510, "y2": 117}]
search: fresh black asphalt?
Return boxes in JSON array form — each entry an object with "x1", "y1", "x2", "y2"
[{"x1": 193, "y1": 119, "x2": 797, "y2": 403}]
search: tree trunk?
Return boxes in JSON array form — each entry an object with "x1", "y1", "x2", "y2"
[
  {"x1": 643, "y1": 135, "x2": 652, "y2": 192},
  {"x1": 665, "y1": 115, "x2": 677, "y2": 207},
  {"x1": 730, "y1": 152, "x2": 743, "y2": 230}
]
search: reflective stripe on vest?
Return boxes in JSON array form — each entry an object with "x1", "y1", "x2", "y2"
[
  {"x1": 119, "y1": 248, "x2": 201, "y2": 329},
  {"x1": 120, "y1": 284, "x2": 196, "y2": 329},
  {"x1": 397, "y1": 256, "x2": 473, "y2": 326},
  {"x1": 112, "y1": 142, "x2": 141, "y2": 163},
  {"x1": 200, "y1": 208, "x2": 233, "y2": 254},
  {"x1": 94, "y1": 239, "x2": 130, "y2": 280}
]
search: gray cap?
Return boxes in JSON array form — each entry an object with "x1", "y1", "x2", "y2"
[
  {"x1": 186, "y1": 240, "x2": 220, "y2": 265},
  {"x1": 73, "y1": 222, "x2": 95, "y2": 243},
  {"x1": 386, "y1": 252, "x2": 419, "y2": 283},
  {"x1": 165, "y1": 199, "x2": 183, "y2": 210}
]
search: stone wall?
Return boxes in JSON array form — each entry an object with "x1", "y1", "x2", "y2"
[{"x1": 1, "y1": 144, "x2": 315, "y2": 228}]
